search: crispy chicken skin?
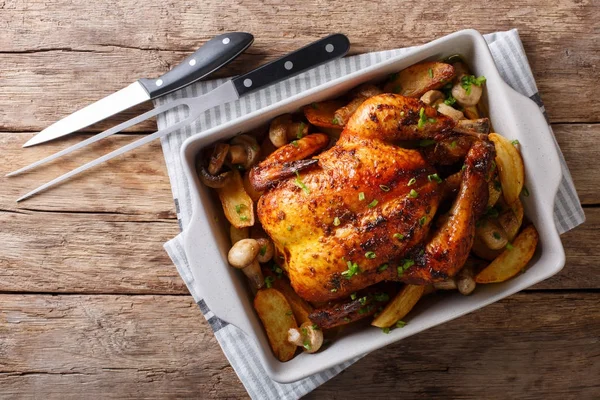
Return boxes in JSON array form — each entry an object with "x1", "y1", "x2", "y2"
[{"x1": 252, "y1": 94, "x2": 494, "y2": 302}]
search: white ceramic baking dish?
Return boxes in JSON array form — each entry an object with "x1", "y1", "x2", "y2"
[{"x1": 180, "y1": 29, "x2": 565, "y2": 383}]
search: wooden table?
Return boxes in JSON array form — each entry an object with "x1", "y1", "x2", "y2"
[{"x1": 1, "y1": 1, "x2": 598, "y2": 398}]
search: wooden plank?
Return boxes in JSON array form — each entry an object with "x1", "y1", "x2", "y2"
[
  {"x1": 0, "y1": 203, "x2": 598, "y2": 295},
  {"x1": 533, "y1": 206, "x2": 599, "y2": 289},
  {"x1": 0, "y1": 124, "x2": 597, "y2": 294},
  {"x1": 0, "y1": 292, "x2": 597, "y2": 398},
  {"x1": 1, "y1": 132, "x2": 176, "y2": 217},
  {"x1": 0, "y1": 294, "x2": 246, "y2": 399},
  {"x1": 1, "y1": 124, "x2": 598, "y2": 218},
  {"x1": 553, "y1": 123, "x2": 599, "y2": 206},
  {"x1": 0, "y1": 0, "x2": 598, "y2": 131},
  {"x1": 0, "y1": 211, "x2": 184, "y2": 294},
  {"x1": 310, "y1": 291, "x2": 600, "y2": 399}
]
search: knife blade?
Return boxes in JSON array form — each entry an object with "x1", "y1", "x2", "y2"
[
  {"x1": 13, "y1": 34, "x2": 351, "y2": 201},
  {"x1": 23, "y1": 32, "x2": 254, "y2": 147}
]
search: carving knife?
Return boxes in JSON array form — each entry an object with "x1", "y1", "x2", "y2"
[{"x1": 23, "y1": 32, "x2": 254, "y2": 147}]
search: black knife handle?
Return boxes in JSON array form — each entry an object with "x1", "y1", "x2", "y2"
[
  {"x1": 139, "y1": 32, "x2": 254, "y2": 99},
  {"x1": 231, "y1": 34, "x2": 350, "y2": 97}
]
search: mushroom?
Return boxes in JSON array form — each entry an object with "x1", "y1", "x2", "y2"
[
  {"x1": 436, "y1": 103, "x2": 465, "y2": 121},
  {"x1": 433, "y1": 265, "x2": 476, "y2": 295},
  {"x1": 255, "y1": 237, "x2": 274, "y2": 263},
  {"x1": 228, "y1": 238, "x2": 265, "y2": 290},
  {"x1": 433, "y1": 279, "x2": 457, "y2": 291},
  {"x1": 230, "y1": 135, "x2": 260, "y2": 169},
  {"x1": 208, "y1": 143, "x2": 230, "y2": 175},
  {"x1": 287, "y1": 322, "x2": 323, "y2": 353},
  {"x1": 197, "y1": 160, "x2": 232, "y2": 188},
  {"x1": 450, "y1": 60, "x2": 470, "y2": 77},
  {"x1": 456, "y1": 263, "x2": 476, "y2": 296},
  {"x1": 419, "y1": 90, "x2": 445, "y2": 106},
  {"x1": 228, "y1": 145, "x2": 247, "y2": 165},
  {"x1": 269, "y1": 114, "x2": 309, "y2": 148},
  {"x1": 451, "y1": 75, "x2": 483, "y2": 107}
]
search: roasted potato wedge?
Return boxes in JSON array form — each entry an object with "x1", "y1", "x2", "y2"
[
  {"x1": 489, "y1": 133, "x2": 524, "y2": 206},
  {"x1": 303, "y1": 100, "x2": 346, "y2": 129},
  {"x1": 463, "y1": 105, "x2": 480, "y2": 120},
  {"x1": 498, "y1": 199, "x2": 524, "y2": 241},
  {"x1": 229, "y1": 225, "x2": 249, "y2": 245},
  {"x1": 383, "y1": 61, "x2": 454, "y2": 98},
  {"x1": 487, "y1": 175, "x2": 502, "y2": 208},
  {"x1": 371, "y1": 284, "x2": 424, "y2": 328},
  {"x1": 263, "y1": 268, "x2": 314, "y2": 325},
  {"x1": 254, "y1": 288, "x2": 298, "y2": 362},
  {"x1": 475, "y1": 225, "x2": 539, "y2": 284},
  {"x1": 215, "y1": 169, "x2": 254, "y2": 228},
  {"x1": 243, "y1": 170, "x2": 262, "y2": 203}
]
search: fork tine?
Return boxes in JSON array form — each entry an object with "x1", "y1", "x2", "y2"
[
  {"x1": 7, "y1": 98, "x2": 189, "y2": 177},
  {"x1": 16, "y1": 118, "x2": 192, "y2": 202}
]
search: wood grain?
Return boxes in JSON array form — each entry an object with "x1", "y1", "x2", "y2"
[
  {"x1": 0, "y1": 292, "x2": 597, "y2": 399},
  {"x1": 533, "y1": 207, "x2": 600, "y2": 290},
  {"x1": 553, "y1": 124, "x2": 600, "y2": 206},
  {"x1": 1, "y1": 206, "x2": 598, "y2": 294},
  {"x1": 1, "y1": 132, "x2": 176, "y2": 217},
  {"x1": 1, "y1": 1, "x2": 597, "y2": 398},
  {"x1": 0, "y1": 211, "x2": 183, "y2": 294},
  {"x1": 1, "y1": 123, "x2": 598, "y2": 218},
  {"x1": 0, "y1": 0, "x2": 598, "y2": 132},
  {"x1": 0, "y1": 295, "x2": 245, "y2": 399},
  {"x1": 0, "y1": 125, "x2": 598, "y2": 294}
]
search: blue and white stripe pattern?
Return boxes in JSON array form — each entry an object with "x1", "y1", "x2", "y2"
[{"x1": 159, "y1": 29, "x2": 585, "y2": 399}]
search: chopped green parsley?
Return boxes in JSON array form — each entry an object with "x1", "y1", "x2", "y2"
[
  {"x1": 397, "y1": 259, "x2": 415, "y2": 276},
  {"x1": 460, "y1": 75, "x2": 486, "y2": 95},
  {"x1": 374, "y1": 292, "x2": 390, "y2": 302},
  {"x1": 296, "y1": 122, "x2": 305, "y2": 139},
  {"x1": 294, "y1": 171, "x2": 310, "y2": 194},
  {"x1": 428, "y1": 173, "x2": 442, "y2": 183},
  {"x1": 444, "y1": 94, "x2": 456, "y2": 106},
  {"x1": 342, "y1": 261, "x2": 361, "y2": 279},
  {"x1": 265, "y1": 276, "x2": 275, "y2": 288}
]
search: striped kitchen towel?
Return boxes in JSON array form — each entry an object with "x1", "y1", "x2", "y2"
[{"x1": 158, "y1": 29, "x2": 585, "y2": 399}]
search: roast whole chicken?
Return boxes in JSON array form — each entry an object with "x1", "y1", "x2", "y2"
[{"x1": 250, "y1": 94, "x2": 495, "y2": 303}]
